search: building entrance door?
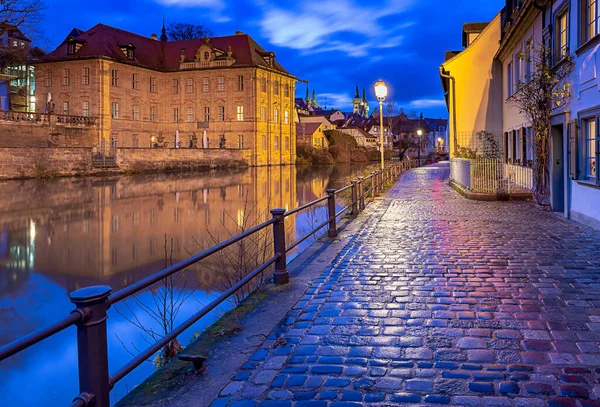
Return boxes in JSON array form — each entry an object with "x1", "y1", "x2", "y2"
[{"x1": 551, "y1": 125, "x2": 565, "y2": 212}]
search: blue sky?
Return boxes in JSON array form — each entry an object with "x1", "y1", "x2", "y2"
[{"x1": 38, "y1": 0, "x2": 505, "y2": 118}]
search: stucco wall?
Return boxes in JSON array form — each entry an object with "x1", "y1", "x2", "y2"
[
  {"x1": 570, "y1": 181, "x2": 600, "y2": 230},
  {"x1": 115, "y1": 148, "x2": 252, "y2": 172},
  {"x1": 0, "y1": 147, "x2": 93, "y2": 179}
]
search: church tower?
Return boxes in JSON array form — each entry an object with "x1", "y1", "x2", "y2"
[
  {"x1": 361, "y1": 88, "x2": 369, "y2": 117},
  {"x1": 352, "y1": 85, "x2": 362, "y2": 115}
]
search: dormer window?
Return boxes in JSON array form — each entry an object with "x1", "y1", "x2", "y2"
[
  {"x1": 119, "y1": 43, "x2": 136, "y2": 60},
  {"x1": 67, "y1": 39, "x2": 85, "y2": 55},
  {"x1": 68, "y1": 42, "x2": 76, "y2": 55},
  {"x1": 204, "y1": 51, "x2": 210, "y2": 60}
]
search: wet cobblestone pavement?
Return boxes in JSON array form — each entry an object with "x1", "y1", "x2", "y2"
[{"x1": 211, "y1": 162, "x2": 600, "y2": 407}]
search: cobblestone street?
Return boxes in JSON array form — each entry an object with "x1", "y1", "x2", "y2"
[{"x1": 211, "y1": 162, "x2": 600, "y2": 407}]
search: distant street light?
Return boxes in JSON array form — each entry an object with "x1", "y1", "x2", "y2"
[
  {"x1": 417, "y1": 129, "x2": 423, "y2": 164},
  {"x1": 374, "y1": 80, "x2": 387, "y2": 170}
]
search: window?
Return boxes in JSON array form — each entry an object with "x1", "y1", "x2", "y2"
[
  {"x1": 150, "y1": 107, "x2": 157, "y2": 122},
  {"x1": 583, "y1": 0, "x2": 599, "y2": 43},
  {"x1": 524, "y1": 39, "x2": 532, "y2": 82},
  {"x1": 274, "y1": 108, "x2": 279, "y2": 123},
  {"x1": 133, "y1": 134, "x2": 139, "y2": 148},
  {"x1": 585, "y1": 118, "x2": 597, "y2": 179},
  {"x1": 187, "y1": 78, "x2": 194, "y2": 93},
  {"x1": 204, "y1": 51, "x2": 210, "y2": 60},
  {"x1": 237, "y1": 75, "x2": 244, "y2": 91},
  {"x1": 111, "y1": 69, "x2": 119, "y2": 86},
  {"x1": 203, "y1": 106, "x2": 210, "y2": 122},
  {"x1": 132, "y1": 73, "x2": 139, "y2": 90},
  {"x1": 82, "y1": 67, "x2": 89, "y2": 85},
  {"x1": 236, "y1": 106, "x2": 244, "y2": 121},
  {"x1": 273, "y1": 81, "x2": 279, "y2": 95},
  {"x1": 262, "y1": 135, "x2": 267, "y2": 149},
  {"x1": 173, "y1": 108, "x2": 179, "y2": 123},
  {"x1": 261, "y1": 77, "x2": 266, "y2": 92},
  {"x1": 238, "y1": 135, "x2": 244, "y2": 148},
  {"x1": 284, "y1": 84, "x2": 289, "y2": 97},
  {"x1": 150, "y1": 77, "x2": 156, "y2": 93},
  {"x1": 46, "y1": 71, "x2": 52, "y2": 87},
  {"x1": 217, "y1": 76, "x2": 225, "y2": 91},
  {"x1": 82, "y1": 101, "x2": 90, "y2": 117},
  {"x1": 111, "y1": 135, "x2": 118, "y2": 149},
  {"x1": 172, "y1": 79, "x2": 179, "y2": 94},
  {"x1": 68, "y1": 42, "x2": 76, "y2": 55},
  {"x1": 556, "y1": 10, "x2": 568, "y2": 61},
  {"x1": 132, "y1": 105, "x2": 139, "y2": 121},
  {"x1": 218, "y1": 105, "x2": 225, "y2": 121},
  {"x1": 111, "y1": 102, "x2": 119, "y2": 119},
  {"x1": 203, "y1": 77, "x2": 210, "y2": 93},
  {"x1": 62, "y1": 69, "x2": 70, "y2": 86},
  {"x1": 126, "y1": 48, "x2": 134, "y2": 60},
  {"x1": 285, "y1": 136, "x2": 289, "y2": 150},
  {"x1": 187, "y1": 107, "x2": 194, "y2": 122},
  {"x1": 507, "y1": 62, "x2": 513, "y2": 97},
  {"x1": 63, "y1": 102, "x2": 70, "y2": 115},
  {"x1": 261, "y1": 106, "x2": 266, "y2": 121},
  {"x1": 514, "y1": 54, "x2": 521, "y2": 90},
  {"x1": 274, "y1": 136, "x2": 279, "y2": 149},
  {"x1": 284, "y1": 110, "x2": 289, "y2": 124}
]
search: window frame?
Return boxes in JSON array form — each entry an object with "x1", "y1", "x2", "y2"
[
  {"x1": 172, "y1": 79, "x2": 179, "y2": 94},
  {"x1": 111, "y1": 102, "x2": 119, "y2": 119},
  {"x1": 62, "y1": 68, "x2": 70, "y2": 86},
  {"x1": 132, "y1": 73, "x2": 139, "y2": 90},
  {"x1": 82, "y1": 67, "x2": 90, "y2": 85},
  {"x1": 236, "y1": 105, "x2": 244, "y2": 121},
  {"x1": 218, "y1": 105, "x2": 225, "y2": 121},
  {"x1": 187, "y1": 78, "x2": 194, "y2": 93},
  {"x1": 203, "y1": 106, "x2": 210, "y2": 122},
  {"x1": 173, "y1": 108, "x2": 179, "y2": 123},
  {"x1": 217, "y1": 76, "x2": 225, "y2": 91},
  {"x1": 149, "y1": 106, "x2": 157, "y2": 122},
  {"x1": 556, "y1": 7, "x2": 569, "y2": 63},
  {"x1": 187, "y1": 107, "x2": 194, "y2": 122},
  {"x1": 583, "y1": 116, "x2": 598, "y2": 180},
  {"x1": 132, "y1": 105, "x2": 139, "y2": 121},
  {"x1": 149, "y1": 77, "x2": 157, "y2": 93},
  {"x1": 582, "y1": 0, "x2": 599, "y2": 44},
  {"x1": 82, "y1": 101, "x2": 90, "y2": 117},
  {"x1": 237, "y1": 75, "x2": 244, "y2": 91},
  {"x1": 203, "y1": 77, "x2": 210, "y2": 93},
  {"x1": 111, "y1": 69, "x2": 119, "y2": 87}
]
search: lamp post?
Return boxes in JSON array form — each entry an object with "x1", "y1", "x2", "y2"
[
  {"x1": 417, "y1": 129, "x2": 423, "y2": 164},
  {"x1": 374, "y1": 80, "x2": 387, "y2": 170}
]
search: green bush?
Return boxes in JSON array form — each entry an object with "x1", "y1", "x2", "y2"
[
  {"x1": 296, "y1": 144, "x2": 334, "y2": 165},
  {"x1": 329, "y1": 145, "x2": 351, "y2": 163},
  {"x1": 324, "y1": 130, "x2": 359, "y2": 150}
]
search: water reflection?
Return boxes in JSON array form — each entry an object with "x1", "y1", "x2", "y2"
[{"x1": 0, "y1": 164, "x2": 368, "y2": 406}]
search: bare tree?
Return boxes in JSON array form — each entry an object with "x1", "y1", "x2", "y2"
[
  {"x1": 507, "y1": 41, "x2": 573, "y2": 205},
  {"x1": 0, "y1": 0, "x2": 45, "y2": 70},
  {"x1": 166, "y1": 23, "x2": 214, "y2": 41}
]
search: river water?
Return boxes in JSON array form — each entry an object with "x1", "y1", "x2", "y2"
[{"x1": 0, "y1": 163, "x2": 373, "y2": 406}]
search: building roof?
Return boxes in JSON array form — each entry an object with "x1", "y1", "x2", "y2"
[
  {"x1": 296, "y1": 122, "x2": 322, "y2": 136},
  {"x1": 0, "y1": 23, "x2": 31, "y2": 42},
  {"x1": 444, "y1": 50, "x2": 461, "y2": 61},
  {"x1": 42, "y1": 23, "x2": 293, "y2": 76},
  {"x1": 463, "y1": 22, "x2": 489, "y2": 33}
]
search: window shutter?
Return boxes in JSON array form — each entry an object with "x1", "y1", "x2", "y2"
[
  {"x1": 596, "y1": 138, "x2": 600, "y2": 186},
  {"x1": 568, "y1": 120, "x2": 577, "y2": 179}
]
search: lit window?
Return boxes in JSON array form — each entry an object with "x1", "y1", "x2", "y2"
[
  {"x1": 46, "y1": 71, "x2": 52, "y2": 87},
  {"x1": 173, "y1": 108, "x2": 179, "y2": 123},
  {"x1": 585, "y1": 118, "x2": 597, "y2": 179},
  {"x1": 556, "y1": 10, "x2": 568, "y2": 61},
  {"x1": 63, "y1": 101, "x2": 70, "y2": 115},
  {"x1": 236, "y1": 105, "x2": 244, "y2": 121},
  {"x1": 584, "y1": 0, "x2": 599, "y2": 43},
  {"x1": 274, "y1": 108, "x2": 279, "y2": 123},
  {"x1": 82, "y1": 67, "x2": 89, "y2": 85},
  {"x1": 111, "y1": 102, "x2": 119, "y2": 119},
  {"x1": 203, "y1": 106, "x2": 210, "y2": 122},
  {"x1": 238, "y1": 134, "x2": 244, "y2": 148},
  {"x1": 284, "y1": 110, "x2": 289, "y2": 124},
  {"x1": 261, "y1": 106, "x2": 266, "y2": 121}
]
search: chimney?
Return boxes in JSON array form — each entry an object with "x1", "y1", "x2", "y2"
[
  {"x1": 235, "y1": 31, "x2": 244, "y2": 35},
  {"x1": 151, "y1": 33, "x2": 158, "y2": 40}
]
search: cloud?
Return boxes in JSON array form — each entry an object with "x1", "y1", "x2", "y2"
[
  {"x1": 257, "y1": 0, "x2": 416, "y2": 57},
  {"x1": 408, "y1": 98, "x2": 446, "y2": 109},
  {"x1": 316, "y1": 92, "x2": 353, "y2": 109}
]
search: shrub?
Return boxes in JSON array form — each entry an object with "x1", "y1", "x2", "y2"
[
  {"x1": 324, "y1": 130, "x2": 358, "y2": 150},
  {"x1": 297, "y1": 144, "x2": 334, "y2": 165},
  {"x1": 350, "y1": 148, "x2": 368, "y2": 163},
  {"x1": 329, "y1": 145, "x2": 351, "y2": 163}
]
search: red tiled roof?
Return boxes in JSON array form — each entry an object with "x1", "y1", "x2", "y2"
[
  {"x1": 296, "y1": 122, "x2": 321, "y2": 135},
  {"x1": 42, "y1": 23, "x2": 293, "y2": 76}
]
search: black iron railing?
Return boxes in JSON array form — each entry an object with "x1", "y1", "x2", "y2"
[{"x1": 0, "y1": 159, "x2": 418, "y2": 407}]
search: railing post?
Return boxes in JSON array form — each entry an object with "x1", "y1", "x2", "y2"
[
  {"x1": 270, "y1": 208, "x2": 289, "y2": 285},
  {"x1": 69, "y1": 286, "x2": 112, "y2": 407},
  {"x1": 371, "y1": 173, "x2": 377, "y2": 198},
  {"x1": 326, "y1": 188, "x2": 338, "y2": 238},
  {"x1": 358, "y1": 177, "x2": 365, "y2": 211},
  {"x1": 351, "y1": 181, "x2": 358, "y2": 217}
]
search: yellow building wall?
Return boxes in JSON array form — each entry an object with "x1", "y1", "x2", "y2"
[{"x1": 442, "y1": 13, "x2": 503, "y2": 156}]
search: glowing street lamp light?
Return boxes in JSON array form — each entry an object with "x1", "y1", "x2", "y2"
[
  {"x1": 374, "y1": 80, "x2": 387, "y2": 170},
  {"x1": 416, "y1": 129, "x2": 423, "y2": 163}
]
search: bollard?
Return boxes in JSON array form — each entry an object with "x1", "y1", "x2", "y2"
[
  {"x1": 70, "y1": 285, "x2": 112, "y2": 407},
  {"x1": 351, "y1": 181, "x2": 358, "y2": 217},
  {"x1": 326, "y1": 188, "x2": 338, "y2": 238},
  {"x1": 358, "y1": 178, "x2": 365, "y2": 211},
  {"x1": 270, "y1": 208, "x2": 289, "y2": 285}
]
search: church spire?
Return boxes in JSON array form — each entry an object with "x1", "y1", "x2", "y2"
[
  {"x1": 362, "y1": 87, "x2": 367, "y2": 102},
  {"x1": 160, "y1": 17, "x2": 168, "y2": 42},
  {"x1": 305, "y1": 87, "x2": 309, "y2": 103},
  {"x1": 312, "y1": 89, "x2": 316, "y2": 102},
  {"x1": 355, "y1": 85, "x2": 359, "y2": 98}
]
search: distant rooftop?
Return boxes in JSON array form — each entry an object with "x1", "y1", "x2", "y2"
[{"x1": 463, "y1": 22, "x2": 489, "y2": 33}]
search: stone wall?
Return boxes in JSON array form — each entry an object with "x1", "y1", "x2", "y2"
[
  {"x1": 0, "y1": 120, "x2": 98, "y2": 147},
  {"x1": 115, "y1": 148, "x2": 252, "y2": 172},
  {"x1": 0, "y1": 147, "x2": 93, "y2": 179}
]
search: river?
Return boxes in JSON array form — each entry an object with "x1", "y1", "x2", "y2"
[{"x1": 0, "y1": 163, "x2": 375, "y2": 406}]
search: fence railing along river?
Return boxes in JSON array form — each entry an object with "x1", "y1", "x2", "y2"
[{"x1": 0, "y1": 160, "x2": 417, "y2": 407}]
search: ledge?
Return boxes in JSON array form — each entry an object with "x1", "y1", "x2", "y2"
[
  {"x1": 574, "y1": 180, "x2": 600, "y2": 190},
  {"x1": 449, "y1": 179, "x2": 532, "y2": 201}
]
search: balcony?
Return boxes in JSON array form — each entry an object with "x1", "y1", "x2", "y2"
[{"x1": 0, "y1": 110, "x2": 97, "y2": 127}]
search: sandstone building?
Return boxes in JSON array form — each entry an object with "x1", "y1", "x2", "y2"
[{"x1": 34, "y1": 24, "x2": 298, "y2": 166}]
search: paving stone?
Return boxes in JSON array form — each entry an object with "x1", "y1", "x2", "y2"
[
  {"x1": 405, "y1": 379, "x2": 433, "y2": 392},
  {"x1": 423, "y1": 394, "x2": 451, "y2": 404},
  {"x1": 469, "y1": 382, "x2": 494, "y2": 393},
  {"x1": 390, "y1": 392, "x2": 421, "y2": 403}
]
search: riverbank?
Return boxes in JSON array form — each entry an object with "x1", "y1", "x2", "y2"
[
  {"x1": 115, "y1": 191, "x2": 391, "y2": 407},
  {"x1": 0, "y1": 147, "x2": 251, "y2": 180}
]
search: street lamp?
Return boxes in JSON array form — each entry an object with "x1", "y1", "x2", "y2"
[
  {"x1": 374, "y1": 79, "x2": 387, "y2": 170},
  {"x1": 417, "y1": 129, "x2": 423, "y2": 164}
]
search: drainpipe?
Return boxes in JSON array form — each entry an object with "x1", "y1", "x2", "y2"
[
  {"x1": 439, "y1": 66, "x2": 457, "y2": 155},
  {"x1": 532, "y1": 1, "x2": 546, "y2": 27}
]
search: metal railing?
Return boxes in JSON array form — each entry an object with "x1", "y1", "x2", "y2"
[
  {"x1": 450, "y1": 158, "x2": 533, "y2": 194},
  {"x1": 0, "y1": 159, "x2": 419, "y2": 407}
]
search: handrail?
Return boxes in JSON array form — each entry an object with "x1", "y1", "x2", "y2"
[
  {"x1": 0, "y1": 159, "x2": 416, "y2": 407},
  {"x1": 110, "y1": 218, "x2": 277, "y2": 303}
]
